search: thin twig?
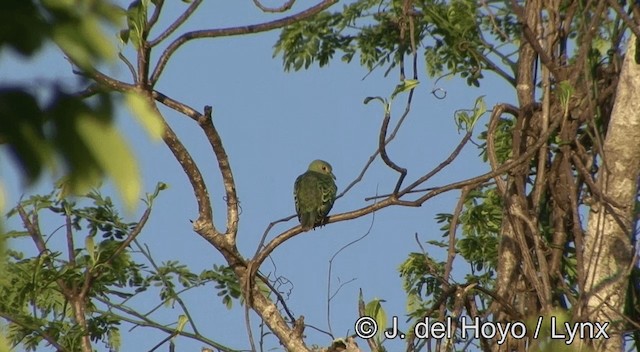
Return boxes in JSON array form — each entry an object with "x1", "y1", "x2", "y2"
[
  {"x1": 119, "y1": 53, "x2": 137, "y2": 82},
  {"x1": 147, "y1": 0, "x2": 164, "y2": 31},
  {"x1": 358, "y1": 289, "x2": 381, "y2": 352},
  {"x1": 366, "y1": 129, "x2": 474, "y2": 201},
  {"x1": 252, "y1": 0, "x2": 295, "y2": 12},
  {"x1": 94, "y1": 299, "x2": 238, "y2": 351},
  {"x1": 244, "y1": 293, "x2": 257, "y2": 352},
  {"x1": 378, "y1": 103, "x2": 408, "y2": 194},
  {"x1": 149, "y1": 0, "x2": 203, "y2": 48},
  {"x1": 251, "y1": 198, "x2": 396, "y2": 282},
  {"x1": 442, "y1": 187, "x2": 470, "y2": 285},
  {"x1": 606, "y1": 0, "x2": 640, "y2": 41},
  {"x1": 64, "y1": 202, "x2": 76, "y2": 265},
  {"x1": 138, "y1": 242, "x2": 201, "y2": 335},
  {"x1": 254, "y1": 215, "x2": 296, "y2": 258},
  {"x1": 102, "y1": 206, "x2": 152, "y2": 268},
  {"x1": 326, "y1": 194, "x2": 377, "y2": 335}
]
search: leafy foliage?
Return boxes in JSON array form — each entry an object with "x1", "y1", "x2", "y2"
[
  {"x1": 1, "y1": 189, "x2": 143, "y2": 351},
  {"x1": 454, "y1": 188, "x2": 502, "y2": 274},
  {"x1": 399, "y1": 252, "x2": 444, "y2": 321},
  {"x1": 0, "y1": 184, "x2": 239, "y2": 351},
  {"x1": 477, "y1": 117, "x2": 514, "y2": 163},
  {"x1": 2, "y1": 0, "x2": 638, "y2": 350},
  {"x1": 274, "y1": 0, "x2": 513, "y2": 85},
  {"x1": 0, "y1": 0, "x2": 153, "y2": 209},
  {"x1": 202, "y1": 265, "x2": 242, "y2": 309}
]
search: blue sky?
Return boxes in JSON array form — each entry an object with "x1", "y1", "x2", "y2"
[{"x1": 1, "y1": 1, "x2": 515, "y2": 351}]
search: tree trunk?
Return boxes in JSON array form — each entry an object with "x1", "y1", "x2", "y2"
[{"x1": 583, "y1": 36, "x2": 640, "y2": 352}]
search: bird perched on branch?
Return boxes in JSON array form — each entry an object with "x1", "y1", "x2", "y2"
[{"x1": 294, "y1": 160, "x2": 337, "y2": 231}]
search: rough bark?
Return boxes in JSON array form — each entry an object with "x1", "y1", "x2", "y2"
[{"x1": 583, "y1": 37, "x2": 640, "y2": 352}]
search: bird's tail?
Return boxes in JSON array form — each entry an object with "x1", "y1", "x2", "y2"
[{"x1": 300, "y1": 213, "x2": 314, "y2": 231}]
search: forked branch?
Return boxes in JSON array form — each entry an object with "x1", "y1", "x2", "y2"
[{"x1": 150, "y1": 0, "x2": 338, "y2": 84}]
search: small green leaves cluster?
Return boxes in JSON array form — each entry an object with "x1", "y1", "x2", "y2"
[
  {"x1": 432, "y1": 190, "x2": 500, "y2": 288},
  {"x1": 201, "y1": 265, "x2": 242, "y2": 309},
  {"x1": 557, "y1": 80, "x2": 574, "y2": 119},
  {"x1": 477, "y1": 117, "x2": 514, "y2": 163},
  {"x1": 2, "y1": 189, "x2": 142, "y2": 351},
  {"x1": 274, "y1": 0, "x2": 419, "y2": 72},
  {"x1": 363, "y1": 79, "x2": 420, "y2": 113},
  {"x1": 398, "y1": 252, "x2": 444, "y2": 320},
  {"x1": 398, "y1": 186, "x2": 501, "y2": 326},
  {"x1": 454, "y1": 96, "x2": 486, "y2": 132},
  {"x1": 273, "y1": 10, "x2": 354, "y2": 71},
  {"x1": 422, "y1": 0, "x2": 484, "y2": 86},
  {"x1": 361, "y1": 292, "x2": 388, "y2": 348},
  {"x1": 1, "y1": 184, "x2": 245, "y2": 351},
  {"x1": 144, "y1": 262, "x2": 242, "y2": 310},
  {"x1": 454, "y1": 187, "x2": 501, "y2": 274},
  {"x1": 120, "y1": 0, "x2": 149, "y2": 49},
  {"x1": 275, "y1": 0, "x2": 505, "y2": 86}
]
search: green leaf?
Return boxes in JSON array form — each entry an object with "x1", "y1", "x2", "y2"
[
  {"x1": 147, "y1": 182, "x2": 168, "y2": 205},
  {"x1": 455, "y1": 96, "x2": 486, "y2": 132},
  {"x1": 365, "y1": 298, "x2": 387, "y2": 341},
  {"x1": 0, "y1": 0, "x2": 48, "y2": 55},
  {"x1": 119, "y1": 29, "x2": 130, "y2": 45},
  {"x1": 176, "y1": 315, "x2": 188, "y2": 333},
  {"x1": 86, "y1": 235, "x2": 96, "y2": 264},
  {"x1": 126, "y1": 0, "x2": 148, "y2": 49},
  {"x1": 467, "y1": 95, "x2": 486, "y2": 130},
  {"x1": 0, "y1": 89, "x2": 54, "y2": 182},
  {"x1": 406, "y1": 291, "x2": 421, "y2": 314},
  {"x1": 107, "y1": 328, "x2": 121, "y2": 352},
  {"x1": 391, "y1": 79, "x2": 419, "y2": 100},
  {"x1": 75, "y1": 111, "x2": 141, "y2": 211},
  {"x1": 52, "y1": 17, "x2": 116, "y2": 70},
  {"x1": 124, "y1": 92, "x2": 165, "y2": 140},
  {"x1": 557, "y1": 80, "x2": 574, "y2": 117}
]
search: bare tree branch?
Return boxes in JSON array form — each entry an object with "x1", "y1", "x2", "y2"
[
  {"x1": 149, "y1": 0, "x2": 203, "y2": 47},
  {"x1": 152, "y1": 91, "x2": 215, "y2": 228},
  {"x1": 378, "y1": 103, "x2": 408, "y2": 194},
  {"x1": 200, "y1": 106, "x2": 239, "y2": 242},
  {"x1": 147, "y1": 0, "x2": 164, "y2": 31},
  {"x1": 150, "y1": 0, "x2": 338, "y2": 84}
]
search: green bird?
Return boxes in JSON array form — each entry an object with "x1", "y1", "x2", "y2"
[{"x1": 294, "y1": 160, "x2": 337, "y2": 231}]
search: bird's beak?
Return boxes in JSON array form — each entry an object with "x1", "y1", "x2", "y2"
[{"x1": 331, "y1": 172, "x2": 336, "y2": 180}]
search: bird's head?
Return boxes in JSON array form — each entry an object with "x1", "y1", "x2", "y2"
[{"x1": 308, "y1": 159, "x2": 336, "y2": 179}]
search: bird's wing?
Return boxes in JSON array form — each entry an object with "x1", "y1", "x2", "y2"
[
  {"x1": 293, "y1": 173, "x2": 305, "y2": 216},
  {"x1": 318, "y1": 174, "x2": 337, "y2": 208}
]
